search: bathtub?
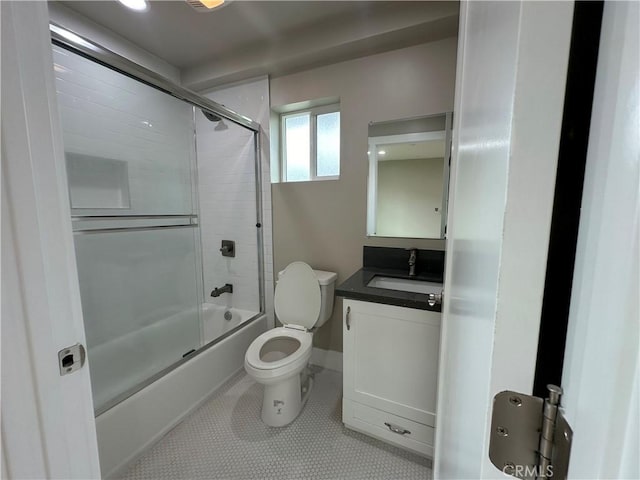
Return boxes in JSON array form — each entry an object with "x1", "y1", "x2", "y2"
[
  {"x1": 202, "y1": 303, "x2": 258, "y2": 344},
  {"x1": 89, "y1": 306, "x2": 202, "y2": 413},
  {"x1": 94, "y1": 308, "x2": 267, "y2": 478}
]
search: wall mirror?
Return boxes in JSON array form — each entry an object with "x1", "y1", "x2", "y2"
[{"x1": 366, "y1": 112, "x2": 452, "y2": 239}]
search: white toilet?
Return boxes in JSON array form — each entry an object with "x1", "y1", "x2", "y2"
[{"x1": 244, "y1": 261, "x2": 337, "y2": 427}]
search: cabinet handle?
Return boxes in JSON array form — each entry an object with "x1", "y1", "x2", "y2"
[
  {"x1": 346, "y1": 306, "x2": 351, "y2": 330},
  {"x1": 385, "y1": 422, "x2": 411, "y2": 435}
]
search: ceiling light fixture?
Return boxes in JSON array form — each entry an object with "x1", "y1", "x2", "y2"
[
  {"x1": 200, "y1": 0, "x2": 225, "y2": 9},
  {"x1": 185, "y1": 0, "x2": 231, "y2": 13},
  {"x1": 378, "y1": 150, "x2": 386, "y2": 155},
  {"x1": 117, "y1": 0, "x2": 148, "y2": 12}
]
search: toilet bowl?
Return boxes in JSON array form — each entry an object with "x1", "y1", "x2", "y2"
[{"x1": 244, "y1": 261, "x2": 337, "y2": 427}]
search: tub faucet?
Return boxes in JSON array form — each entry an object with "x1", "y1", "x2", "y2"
[
  {"x1": 211, "y1": 283, "x2": 233, "y2": 297},
  {"x1": 408, "y1": 249, "x2": 417, "y2": 277}
]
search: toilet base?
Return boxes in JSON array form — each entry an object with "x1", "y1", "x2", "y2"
[{"x1": 261, "y1": 370, "x2": 313, "y2": 427}]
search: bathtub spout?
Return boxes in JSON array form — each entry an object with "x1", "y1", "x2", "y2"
[{"x1": 211, "y1": 283, "x2": 233, "y2": 297}]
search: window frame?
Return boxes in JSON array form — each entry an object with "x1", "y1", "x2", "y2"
[{"x1": 281, "y1": 103, "x2": 340, "y2": 182}]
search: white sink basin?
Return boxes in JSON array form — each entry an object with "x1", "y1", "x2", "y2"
[{"x1": 366, "y1": 275, "x2": 442, "y2": 295}]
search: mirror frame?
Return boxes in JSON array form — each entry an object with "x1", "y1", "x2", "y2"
[{"x1": 366, "y1": 112, "x2": 453, "y2": 239}]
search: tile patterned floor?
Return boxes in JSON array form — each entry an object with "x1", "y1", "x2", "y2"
[{"x1": 122, "y1": 368, "x2": 432, "y2": 480}]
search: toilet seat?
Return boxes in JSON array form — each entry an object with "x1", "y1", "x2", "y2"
[
  {"x1": 273, "y1": 261, "x2": 321, "y2": 330},
  {"x1": 245, "y1": 327, "x2": 312, "y2": 370},
  {"x1": 245, "y1": 262, "x2": 320, "y2": 383}
]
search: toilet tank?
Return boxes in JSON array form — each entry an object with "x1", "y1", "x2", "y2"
[
  {"x1": 312, "y1": 269, "x2": 338, "y2": 328},
  {"x1": 277, "y1": 267, "x2": 337, "y2": 328}
]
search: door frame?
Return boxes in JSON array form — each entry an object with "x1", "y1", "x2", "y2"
[
  {"x1": 533, "y1": 1, "x2": 604, "y2": 396},
  {"x1": 435, "y1": 1, "x2": 636, "y2": 479},
  {"x1": 434, "y1": 1, "x2": 575, "y2": 478},
  {"x1": 1, "y1": 2, "x2": 101, "y2": 478}
]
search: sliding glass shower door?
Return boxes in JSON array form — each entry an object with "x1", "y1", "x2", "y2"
[
  {"x1": 53, "y1": 45, "x2": 203, "y2": 412},
  {"x1": 72, "y1": 222, "x2": 202, "y2": 411}
]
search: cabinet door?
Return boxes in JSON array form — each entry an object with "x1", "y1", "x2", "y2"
[{"x1": 343, "y1": 299, "x2": 440, "y2": 426}]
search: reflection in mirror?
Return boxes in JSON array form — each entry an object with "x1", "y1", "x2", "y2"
[{"x1": 367, "y1": 113, "x2": 452, "y2": 239}]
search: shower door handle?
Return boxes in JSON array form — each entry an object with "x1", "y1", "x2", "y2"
[{"x1": 58, "y1": 343, "x2": 86, "y2": 376}]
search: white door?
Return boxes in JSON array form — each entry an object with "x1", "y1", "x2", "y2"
[
  {"x1": 1, "y1": 1, "x2": 101, "y2": 478},
  {"x1": 435, "y1": 1, "x2": 639, "y2": 479},
  {"x1": 559, "y1": 2, "x2": 639, "y2": 478}
]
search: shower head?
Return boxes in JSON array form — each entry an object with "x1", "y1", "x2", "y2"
[{"x1": 202, "y1": 110, "x2": 222, "y2": 122}]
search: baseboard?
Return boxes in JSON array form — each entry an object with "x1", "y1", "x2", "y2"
[{"x1": 310, "y1": 347, "x2": 343, "y2": 372}]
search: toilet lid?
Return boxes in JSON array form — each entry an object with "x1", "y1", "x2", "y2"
[{"x1": 274, "y1": 262, "x2": 321, "y2": 330}]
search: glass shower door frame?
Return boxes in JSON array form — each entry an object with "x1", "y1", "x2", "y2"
[{"x1": 51, "y1": 24, "x2": 266, "y2": 416}]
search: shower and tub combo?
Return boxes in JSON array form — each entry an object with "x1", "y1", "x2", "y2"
[{"x1": 51, "y1": 24, "x2": 268, "y2": 477}]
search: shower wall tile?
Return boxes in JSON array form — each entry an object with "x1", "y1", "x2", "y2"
[
  {"x1": 196, "y1": 77, "x2": 274, "y2": 325},
  {"x1": 52, "y1": 46, "x2": 196, "y2": 216}
]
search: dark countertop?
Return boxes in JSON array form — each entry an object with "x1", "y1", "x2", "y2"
[{"x1": 336, "y1": 268, "x2": 443, "y2": 312}]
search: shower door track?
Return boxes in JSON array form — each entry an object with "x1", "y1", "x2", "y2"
[{"x1": 49, "y1": 25, "x2": 259, "y2": 133}]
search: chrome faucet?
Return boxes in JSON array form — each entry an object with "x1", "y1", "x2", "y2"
[
  {"x1": 211, "y1": 283, "x2": 233, "y2": 297},
  {"x1": 408, "y1": 249, "x2": 417, "y2": 277}
]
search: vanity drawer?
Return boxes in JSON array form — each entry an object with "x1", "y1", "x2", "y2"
[{"x1": 343, "y1": 398, "x2": 434, "y2": 457}]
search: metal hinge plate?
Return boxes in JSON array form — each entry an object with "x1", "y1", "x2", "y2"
[{"x1": 489, "y1": 387, "x2": 573, "y2": 480}]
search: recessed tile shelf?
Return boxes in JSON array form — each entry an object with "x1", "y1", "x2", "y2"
[{"x1": 66, "y1": 152, "x2": 131, "y2": 210}]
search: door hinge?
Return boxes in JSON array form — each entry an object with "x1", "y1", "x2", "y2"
[
  {"x1": 489, "y1": 384, "x2": 573, "y2": 480},
  {"x1": 58, "y1": 343, "x2": 86, "y2": 376}
]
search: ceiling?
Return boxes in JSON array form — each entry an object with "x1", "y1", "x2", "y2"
[
  {"x1": 55, "y1": 0, "x2": 459, "y2": 89},
  {"x1": 378, "y1": 140, "x2": 445, "y2": 162}
]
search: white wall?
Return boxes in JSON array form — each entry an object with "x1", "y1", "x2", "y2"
[
  {"x1": 376, "y1": 158, "x2": 444, "y2": 238},
  {"x1": 435, "y1": 2, "x2": 573, "y2": 478},
  {"x1": 270, "y1": 39, "x2": 457, "y2": 351},
  {"x1": 197, "y1": 77, "x2": 275, "y2": 326}
]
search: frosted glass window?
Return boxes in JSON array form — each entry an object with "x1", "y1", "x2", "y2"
[
  {"x1": 316, "y1": 112, "x2": 340, "y2": 177},
  {"x1": 284, "y1": 114, "x2": 311, "y2": 181},
  {"x1": 279, "y1": 104, "x2": 340, "y2": 182}
]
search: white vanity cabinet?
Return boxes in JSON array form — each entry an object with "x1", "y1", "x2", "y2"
[{"x1": 342, "y1": 298, "x2": 441, "y2": 457}]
